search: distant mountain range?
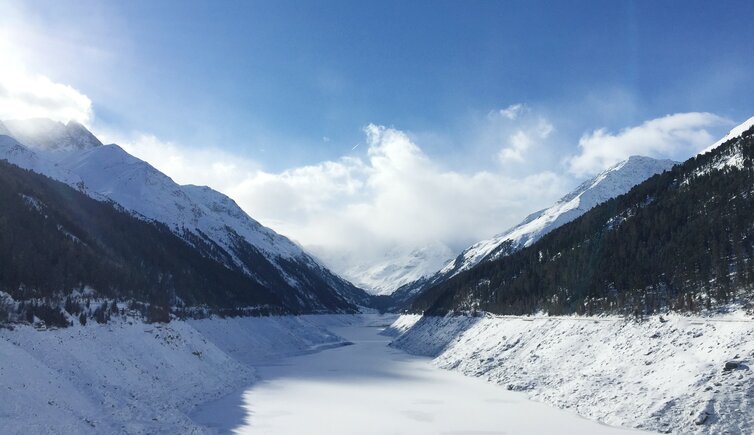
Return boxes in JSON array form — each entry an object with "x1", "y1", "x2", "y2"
[{"x1": 319, "y1": 242, "x2": 455, "y2": 296}]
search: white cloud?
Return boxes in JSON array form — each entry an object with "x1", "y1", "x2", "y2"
[
  {"x1": 498, "y1": 131, "x2": 531, "y2": 163},
  {"x1": 0, "y1": 63, "x2": 93, "y2": 125},
  {"x1": 121, "y1": 112, "x2": 728, "y2": 279},
  {"x1": 498, "y1": 118, "x2": 554, "y2": 164},
  {"x1": 117, "y1": 124, "x2": 569, "y2": 273},
  {"x1": 100, "y1": 132, "x2": 262, "y2": 192},
  {"x1": 496, "y1": 103, "x2": 526, "y2": 120},
  {"x1": 483, "y1": 104, "x2": 556, "y2": 167},
  {"x1": 245, "y1": 124, "x2": 566, "y2": 275},
  {"x1": 0, "y1": 3, "x2": 94, "y2": 125},
  {"x1": 566, "y1": 112, "x2": 729, "y2": 176}
]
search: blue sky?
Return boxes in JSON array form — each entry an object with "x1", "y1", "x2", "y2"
[
  {"x1": 5, "y1": 0, "x2": 753, "y2": 169},
  {"x1": 1, "y1": 0, "x2": 753, "y2": 274}
]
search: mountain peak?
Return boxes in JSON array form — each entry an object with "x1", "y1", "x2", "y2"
[
  {"x1": 2, "y1": 118, "x2": 102, "y2": 151},
  {"x1": 701, "y1": 115, "x2": 754, "y2": 154},
  {"x1": 64, "y1": 120, "x2": 103, "y2": 149},
  {"x1": 624, "y1": 155, "x2": 669, "y2": 164}
]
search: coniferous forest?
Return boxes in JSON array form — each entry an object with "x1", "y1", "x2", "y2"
[
  {"x1": 412, "y1": 126, "x2": 754, "y2": 316},
  {"x1": 0, "y1": 160, "x2": 292, "y2": 325}
]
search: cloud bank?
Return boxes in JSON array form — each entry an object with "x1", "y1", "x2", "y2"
[
  {"x1": 0, "y1": 44, "x2": 732, "y2": 283},
  {"x1": 0, "y1": 64, "x2": 93, "y2": 125},
  {"x1": 0, "y1": 4, "x2": 93, "y2": 125},
  {"x1": 116, "y1": 109, "x2": 730, "y2": 281},
  {"x1": 567, "y1": 112, "x2": 729, "y2": 176},
  {"x1": 120, "y1": 124, "x2": 569, "y2": 268}
]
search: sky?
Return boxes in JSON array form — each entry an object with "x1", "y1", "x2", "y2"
[{"x1": 1, "y1": 0, "x2": 753, "y2": 277}]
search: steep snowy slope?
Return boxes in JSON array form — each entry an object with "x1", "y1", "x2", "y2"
[
  {"x1": 0, "y1": 120, "x2": 371, "y2": 312},
  {"x1": 700, "y1": 115, "x2": 754, "y2": 154},
  {"x1": 0, "y1": 315, "x2": 350, "y2": 434},
  {"x1": 387, "y1": 156, "x2": 677, "y2": 307},
  {"x1": 440, "y1": 156, "x2": 677, "y2": 278},
  {"x1": 0, "y1": 135, "x2": 81, "y2": 184},
  {"x1": 390, "y1": 313, "x2": 754, "y2": 434},
  {"x1": 0, "y1": 159, "x2": 283, "y2": 318},
  {"x1": 52, "y1": 145, "x2": 369, "y2": 311}
]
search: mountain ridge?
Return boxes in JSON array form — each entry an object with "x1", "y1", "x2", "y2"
[
  {"x1": 3, "y1": 119, "x2": 103, "y2": 151},
  {"x1": 0, "y1": 120, "x2": 371, "y2": 313},
  {"x1": 387, "y1": 154, "x2": 677, "y2": 308},
  {"x1": 411, "y1": 118, "x2": 754, "y2": 316}
]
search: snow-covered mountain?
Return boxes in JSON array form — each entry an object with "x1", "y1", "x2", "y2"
[
  {"x1": 0, "y1": 119, "x2": 371, "y2": 312},
  {"x1": 410, "y1": 116, "x2": 754, "y2": 316},
  {"x1": 0, "y1": 134, "x2": 74, "y2": 182},
  {"x1": 52, "y1": 143, "x2": 304, "y2": 262},
  {"x1": 439, "y1": 155, "x2": 677, "y2": 278},
  {"x1": 388, "y1": 155, "x2": 677, "y2": 306},
  {"x1": 325, "y1": 242, "x2": 455, "y2": 296},
  {"x1": 4, "y1": 118, "x2": 103, "y2": 151},
  {"x1": 700, "y1": 115, "x2": 754, "y2": 154}
]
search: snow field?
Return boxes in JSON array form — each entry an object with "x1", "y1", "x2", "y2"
[
  {"x1": 0, "y1": 315, "x2": 351, "y2": 434},
  {"x1": 390, "y1": 313, "x2": 754, "y2": 434}
]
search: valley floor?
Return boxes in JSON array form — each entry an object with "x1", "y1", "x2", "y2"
[
  {"x1": 3, "y1": 312, "x2": 750, "y2": 434},
  {"x1": 191, "y1": 314, "x2": 636, "y2": 434}
]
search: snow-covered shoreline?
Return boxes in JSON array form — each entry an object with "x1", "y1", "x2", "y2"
[
  {"x1": 0, "y1": 315, "x2": 358, "y2": 434},
  {"x1": 194, "y1": 314, "x2": 639, "y2": 435},
  {"x1": 5, "y1": 312, "x2": 752, "y2": 434},
  {"x1": 389, "y1": 313, "x2": 754, "y2": 434}
]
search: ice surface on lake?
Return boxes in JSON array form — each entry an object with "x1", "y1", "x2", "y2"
[{"x1": 191, "y1": 315, "x2": 640, "y2": 434}]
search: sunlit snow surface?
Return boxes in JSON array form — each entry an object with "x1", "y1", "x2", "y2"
[
  {"x1": 700, "y1": 115, "x2": 754, "y2": 154},
  {"x1": 392, "y1": 314, "x2": 754, "y2": 434},
  {"x1": 191, "y1": 316, "x2": 640, "y2": 435}
]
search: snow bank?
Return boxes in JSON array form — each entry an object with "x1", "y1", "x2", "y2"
[
  {"x1": 390, "y1": 314, "x2": 754, "y2": 434},
  {"x1": 0, "y1": 315, "x2": 349, "y2": 434},
  {"x1": 380, "y1": 313, "x2": 422, "y2": 337}
]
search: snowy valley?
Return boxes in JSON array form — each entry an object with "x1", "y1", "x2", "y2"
[
  {"x1": 1, "y1": 116, "x2": 754, "y2": 435},
  {"x1": 4, "y1": 1, "x2": 754, "y2": 433}
]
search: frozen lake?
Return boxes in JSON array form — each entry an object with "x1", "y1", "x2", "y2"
[{"x1": 191, "y1": 316, "x2": 643, "y2": 434}]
